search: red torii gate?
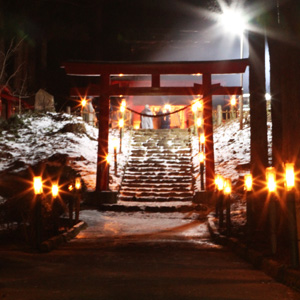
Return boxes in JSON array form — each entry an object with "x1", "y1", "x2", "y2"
[{"x1": 63, "y1": 59, "x2": 249, "y2": 192}]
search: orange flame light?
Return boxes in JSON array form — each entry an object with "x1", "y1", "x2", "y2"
[
  {"x1": 199, "y1": 152, "x2": 205, "y2": 163},
  {"x1": 52, "y1": 184, "x2": 59, "y2": 198},
  {"x1": 119, "y1": 118, "x2": 124, "y2": 128},
  {"x1": 215, "y1": 174, "x2": 224, "y2": 191},
  {"x1": 75, "y1": 177, "x2": 81, "y2": 190},
  {"x1": 197, "y1": 100, "x2": 203, "y2": 110},
  {"x1": 33, "y1": 177, "x2": 43, "y2": 195},
  {"x1": 285, "y1": 163, "x2": 295, "y2": 191},
  {"x1": 230, "y1": 96, "x2": 236, "y2": 106},
  {"x1": 266, "y1": 167, "x2": 276, "y2": 192},
  {"x1": 200, "y1": 134, "x2": 205, "y2": 144},
  {"x1": 112, "y1": 138, "x2": 118, "y2": 149},
  {"x1": 196, "y1": 118, "x2": 202, "y2": 127},
  {"x1": 106, "y1": 154, "x2": 111, "y2": 164},
  {"x1": 164, "y1": 104, "x2": 171, "y2": 111},
  {"x1": 244, "y1": 174, "x2": 253, "y2": 192},
  {"x1": 224, "y1": 178, "x2": 232, "y2": 195},
  {"x1": 81, "y1": 98, "x2": 87, "y2": 107},
  {"x1": 192, "y1": 102, "x2": 198, "y2": 113}
]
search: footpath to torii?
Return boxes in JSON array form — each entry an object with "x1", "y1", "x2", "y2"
[{"x1": 62, "y1": 59, "x2": 249, "y2": 192}]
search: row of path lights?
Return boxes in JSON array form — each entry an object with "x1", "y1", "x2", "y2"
[
  {"x1": 67, "y1": 177, "x2": 82, "y2": 227},
  {"x1": 112, "y1": 138, "x2": 118, "y2": 176},
  {"x1": 105, "y1": 154, "x2": 111, "y2": 189},
  {"x1": 119, "y1": 99, "x2": 126, "y2": 153},
  {"x1": 214, "y1": 175, "x2": 232, "y2": 234},
  {"x1": 230, "y1": 96, "x2": 237, "y2": 119},
  {"x1": 192, "y1": 99, "x2": 206, "y2": 191},
  {"x1": 33, "y1": 175, "x2": 82, "y2": 250},
  {"x1": 244, "y1": 162, "x2": 299, "y2": 268}
]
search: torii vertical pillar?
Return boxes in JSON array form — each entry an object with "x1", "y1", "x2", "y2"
[
  {"x1": 96, "y1": 74, "x2": 110, "y2": 191},
  {"x1": 203, "y1": 73, "x2": 215, "y2": 190}
]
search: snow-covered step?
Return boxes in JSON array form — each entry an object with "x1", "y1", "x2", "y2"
[{"x1": 118, "y1": 128, "x2": 194, "y2": 203}]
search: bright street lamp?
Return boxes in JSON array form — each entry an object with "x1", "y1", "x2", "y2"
[{"x1": 220, "y1": 8, "x2": 246, "y2": 130}]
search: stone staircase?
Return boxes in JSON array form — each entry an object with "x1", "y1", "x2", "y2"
[{"x1": 118, "y1": 128, "x2": 194, "y2": 203}]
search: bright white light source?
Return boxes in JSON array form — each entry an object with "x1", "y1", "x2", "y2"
[
  {"x1": 220, "y1": 9, "x2": 245, "y2": 35},
  {"x1": 119, "y1": 119, "x2": 124, "y2": 128},
  {"x1": 164, "y1": 104, "x2": 171, "y2": 111},
  {"x1": 265, "y1": 93, "x2": 271, "y2": 101},
  {"x1": 230, "y1": 96, "x2": 237, "y2": 106}
]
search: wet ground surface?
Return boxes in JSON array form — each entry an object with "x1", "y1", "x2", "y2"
[{"x1": 1, "y1": 209, "x2": 300, "y2": 300}]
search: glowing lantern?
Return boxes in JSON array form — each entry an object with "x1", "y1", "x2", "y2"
[
  {"x1": 196, "y1": 118, "x2": 202, "y2": 127},
  {"x1": 75, "y1": 177, "x2": 81, "y2": 190},
  {"x1": 68, "y1": 185, "x2": 73, "y2": 192},
  {"x1": 224, "y1": 178, "x2": 232, "y2": 195},
  {"x1": 192, "y1": 103, "x2": 198, "y2": 113},
  {"x1": 200, "y1": 134, "x2": 205, "y2": 144},
  {"x1": 112, "y1": 138, "x2": 118, "y2": 150},
  {"x1": 230, "y1": 96, "x2": 236, "y2": 106},
  {"x1": 285, "y1": 163, "x2": 295, "y2": 191},
  {"x1": 199, "y1": 152, "x2": 205, "y2": 163},
  {"x1": 120, "y1": 99, "x2": 126, "y2": 113},
  {"x1": 106, "y1": 154, "x2": 111, "y2": 164},
  {"x1": 81, "y1": 98, "x2": 87, "y2": 107},
  {"x1": 266, "y1": 167, "x2": 276, "y2": 192},
  {"x1": 119, "y1": 118, "x2": 124, "y2": 128},
  {"x1": 52, "y1": 184, "x2": 59, "y2": 198},
  {"x1": 244, "y1": 174, "x2": 253, "y2": 192},
  {"x1": 164, "y1": 104, "x2": 171, "y2": 111},
  {"x1": 197, "y1": 100, "x2": 203, "y2": 110},
  {"x1": 215, "y1": 174, "x2": 224, "y2": 191},
  {"x1": 33, "y1": 177, "x2": 43, "y2": 195}
]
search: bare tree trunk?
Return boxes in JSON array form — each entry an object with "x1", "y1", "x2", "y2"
[
  {"x1": 14, "y1": 38, "x2": 28, "y2": 94},
  {"x1": 0, "y1": 0, "x2": 5, "y2": 82}
]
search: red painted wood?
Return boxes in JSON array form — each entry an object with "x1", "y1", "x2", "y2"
[
  {"x1": 70, "y1": 85, "x2": 243, "y2": 97},
  {"x1": 203, "y1": 73, "x2": 215, "y2": 191},
  {"x1": 63, "y1": 59, "x2": 249, "y2": 193},
  {"x1": 96, "y1": 74, "x2": 110, "y2": 191}
]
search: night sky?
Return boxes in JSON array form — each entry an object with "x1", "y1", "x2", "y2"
[{"x1": 2, "y1": 0, "x2": 247, "y2": 106}]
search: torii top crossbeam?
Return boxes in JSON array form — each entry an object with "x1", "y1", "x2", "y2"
[{"x1": 63, "y1": 59, "x2": 249, "y2": 192}]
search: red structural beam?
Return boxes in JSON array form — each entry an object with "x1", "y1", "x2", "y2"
[
  {"x1": 63, "y1": 59, "x2": 249, "y2": 76},
  {"x1": 70, "y1": 85, "x2": 243, "y2": 97}
]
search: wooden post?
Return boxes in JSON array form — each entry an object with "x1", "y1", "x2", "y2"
[
  {"x1": 226, "y1": 194, "x2": 231, "y2": 235},
  {"x1": 96, "y1": 74, "x2": 110, "y2": 191},
  {"x1": 286, "y1": 191, "x2": 299, "y2": 268},
  {"x1": 203, "y1": 73, "x2": 215, "y2": 191},
  {"x1": 216, "y1": 105, "x2": 222, "y2": 126}
]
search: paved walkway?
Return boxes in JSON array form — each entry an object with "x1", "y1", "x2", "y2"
[{"x1": 1, "y1": 209, "x2": 300, "y2": 300}]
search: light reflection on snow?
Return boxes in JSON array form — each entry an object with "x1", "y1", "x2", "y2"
[{"x1": 75, "y1": 210, "x2": 212, "y2": 243}]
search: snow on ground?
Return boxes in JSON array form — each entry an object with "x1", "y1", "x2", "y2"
[
  {"x1": 214, "y1": 120, "x2": 251, "y2": 182},
  {"x1": 0, "y1": 112, "x2": 131, "y2": 191},
  {"x1": 0, "y1": 112, "x2": 263, "y2": 192},
  {"x1": 76, "y1": 209, "x2": 211, "y2": 241}
]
